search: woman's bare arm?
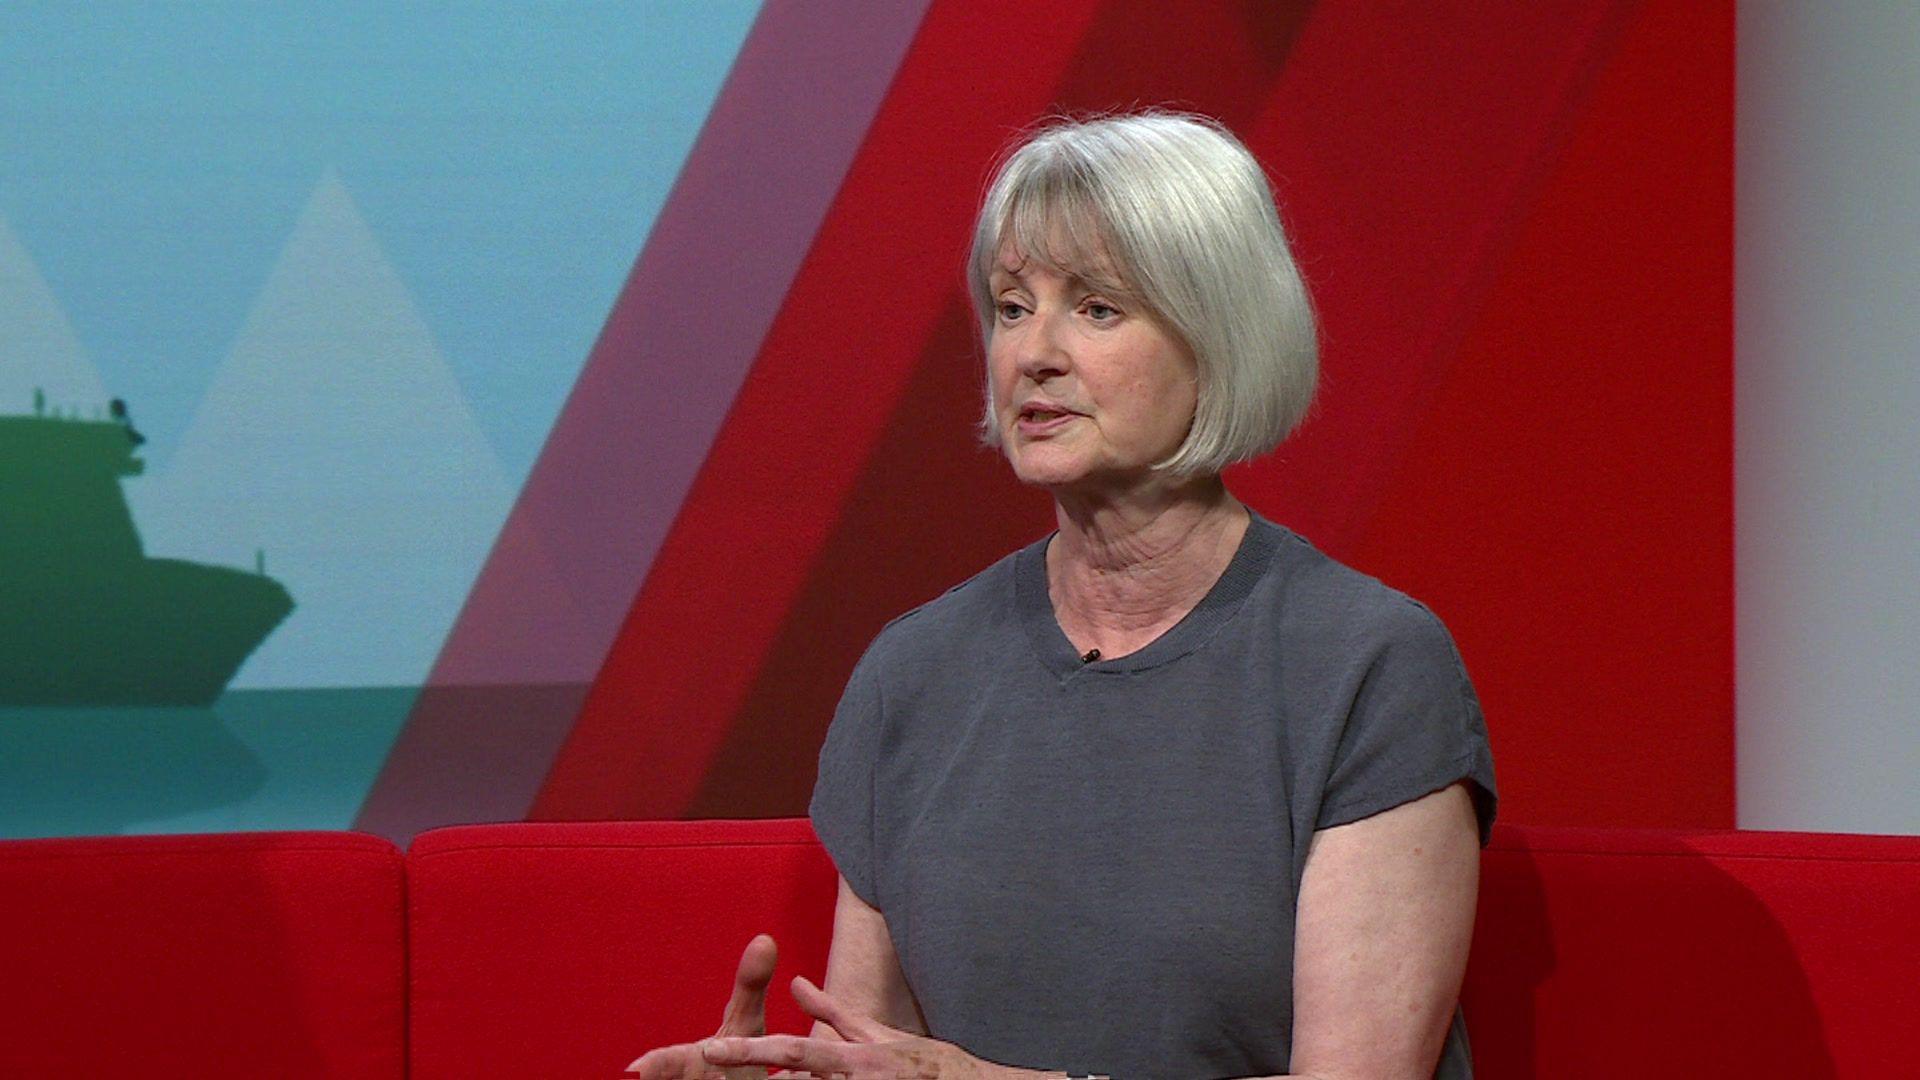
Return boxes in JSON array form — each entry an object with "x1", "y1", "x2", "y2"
[
  {"x1": 1285, "y1": 782, "x2": 1481, "y2": 1080},
  {"x1": 811, "y1": 875, "x2": 927, "y2": 1039}
]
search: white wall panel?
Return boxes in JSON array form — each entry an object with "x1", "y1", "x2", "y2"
[{"x1": 1737, "y1": 2, "x2": 1920, "y2": 833}]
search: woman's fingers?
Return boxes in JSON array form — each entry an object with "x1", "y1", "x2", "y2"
[
  {"x1": 626, "y1": 939, "x2": 782, "y2": 1079},
  {"x1": 787, "y1": 976, "x2": 887, "y2": 1044},
  {"x1": 718, "y1": 934, "x2": 779, "y2": 1036},
  {"x1": 702, "y1": 1034, "x2": 852, "y2": 1075},
  {"x1": 626, "y1": 1043, "x2": 717, "y2": 1079}
]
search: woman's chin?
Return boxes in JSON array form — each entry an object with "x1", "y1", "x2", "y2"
[{"x1": 1007, "y1": 451, "x2": 1090, "y2": 490}]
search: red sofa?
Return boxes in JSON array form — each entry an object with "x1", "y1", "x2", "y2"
[{"x1": 2, "y1": 821, "x2": 1916, "y2": 1078}]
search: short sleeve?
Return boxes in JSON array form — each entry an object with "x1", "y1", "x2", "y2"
[
  {"x1": 1316, "y1": 600, "x2": 1499, "y2": 846},
  {"x1": 809, "y1": 651, "x2": 885, "y2": 906}
]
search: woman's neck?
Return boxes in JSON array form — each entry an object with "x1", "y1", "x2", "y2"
[{"x1": 1046, "y1": 477, "x2": 1250, "y2": 659}]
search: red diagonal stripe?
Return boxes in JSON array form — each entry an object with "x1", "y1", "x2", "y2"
[
  {"x1": 1226, "y1": 0, "x2": 1627, "y2": 549},
  {"x1": 531, "y1": 0, "x2": 1108, "y2": 819}
]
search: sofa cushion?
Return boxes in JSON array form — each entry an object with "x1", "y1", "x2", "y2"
[
  {"x1": 407, "y1": 819, "x2": 837, "y2": 1080},
  {"x1": 0, "y1": 830, "x2": 405, "y2": 1078}
]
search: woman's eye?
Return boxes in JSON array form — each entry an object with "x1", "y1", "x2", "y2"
[
  {"x1": 997, "y1": 302, "x2": 1027, "y2": 321},
  {"x1": 1085, "y1": 302, "x2": 1119, "y2": 321}
]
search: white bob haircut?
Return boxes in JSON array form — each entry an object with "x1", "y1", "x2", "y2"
[{"x1": 967, "y1": 110, "x2": 1319, "y2": 476}]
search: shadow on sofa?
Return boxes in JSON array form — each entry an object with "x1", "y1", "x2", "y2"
[{"x1": 1465, "y1": 827, "x2": 1847, "y2": 1077}]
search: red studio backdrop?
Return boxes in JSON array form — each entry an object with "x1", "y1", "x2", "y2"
[{"x1": 363, "y1": 0, "x2": 1733, "y2": 836}]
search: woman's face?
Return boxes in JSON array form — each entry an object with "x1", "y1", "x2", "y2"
[{"x1": 987, "y1": 242, "x2": 1198, "y2": 493}]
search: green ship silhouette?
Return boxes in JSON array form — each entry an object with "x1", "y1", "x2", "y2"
[{"x1": 0, "y1": 396, "x2": 293, "y2": 706}]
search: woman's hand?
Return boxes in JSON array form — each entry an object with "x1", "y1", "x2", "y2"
[
  {"x1": 626, "y1": 934, "x2": 780, "y2": 1080},
  {"x1": 700, "y1": 976, "x2": 1027, "y2": 1079}
]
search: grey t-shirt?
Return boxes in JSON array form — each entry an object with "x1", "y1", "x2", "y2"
[{"x1": 810, "y1": 514, "x2": 1497, "y2": 1079}]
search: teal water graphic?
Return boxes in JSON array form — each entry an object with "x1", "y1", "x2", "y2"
[{"x1": 0, "y1": 686, "x2": 414, "y2": 839}]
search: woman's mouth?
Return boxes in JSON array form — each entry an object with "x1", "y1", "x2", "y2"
[{"x1": 1016, "y1": 406, "x2": 1078, "y2": 436}]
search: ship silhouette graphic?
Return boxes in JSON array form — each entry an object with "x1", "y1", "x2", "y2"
[{"x1": 1, "y1": 394, "x2": 293, "y2": 706}]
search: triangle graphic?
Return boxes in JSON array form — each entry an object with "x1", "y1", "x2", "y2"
[
  {"x1": 131, "y1": 167, "x2": 512, "y2": 689},
  {"x1": 0, "y1": 211, "x2": 109, "y2": 415}
]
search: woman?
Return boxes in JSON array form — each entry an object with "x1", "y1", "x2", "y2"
[{"x1": 631, "y1": 111, "x2": 1496, "y2": 1080}]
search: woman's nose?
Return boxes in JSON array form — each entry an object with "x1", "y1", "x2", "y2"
[{"x1": 1014, "y1": 311, "x2": 1071, "y2": 381}]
